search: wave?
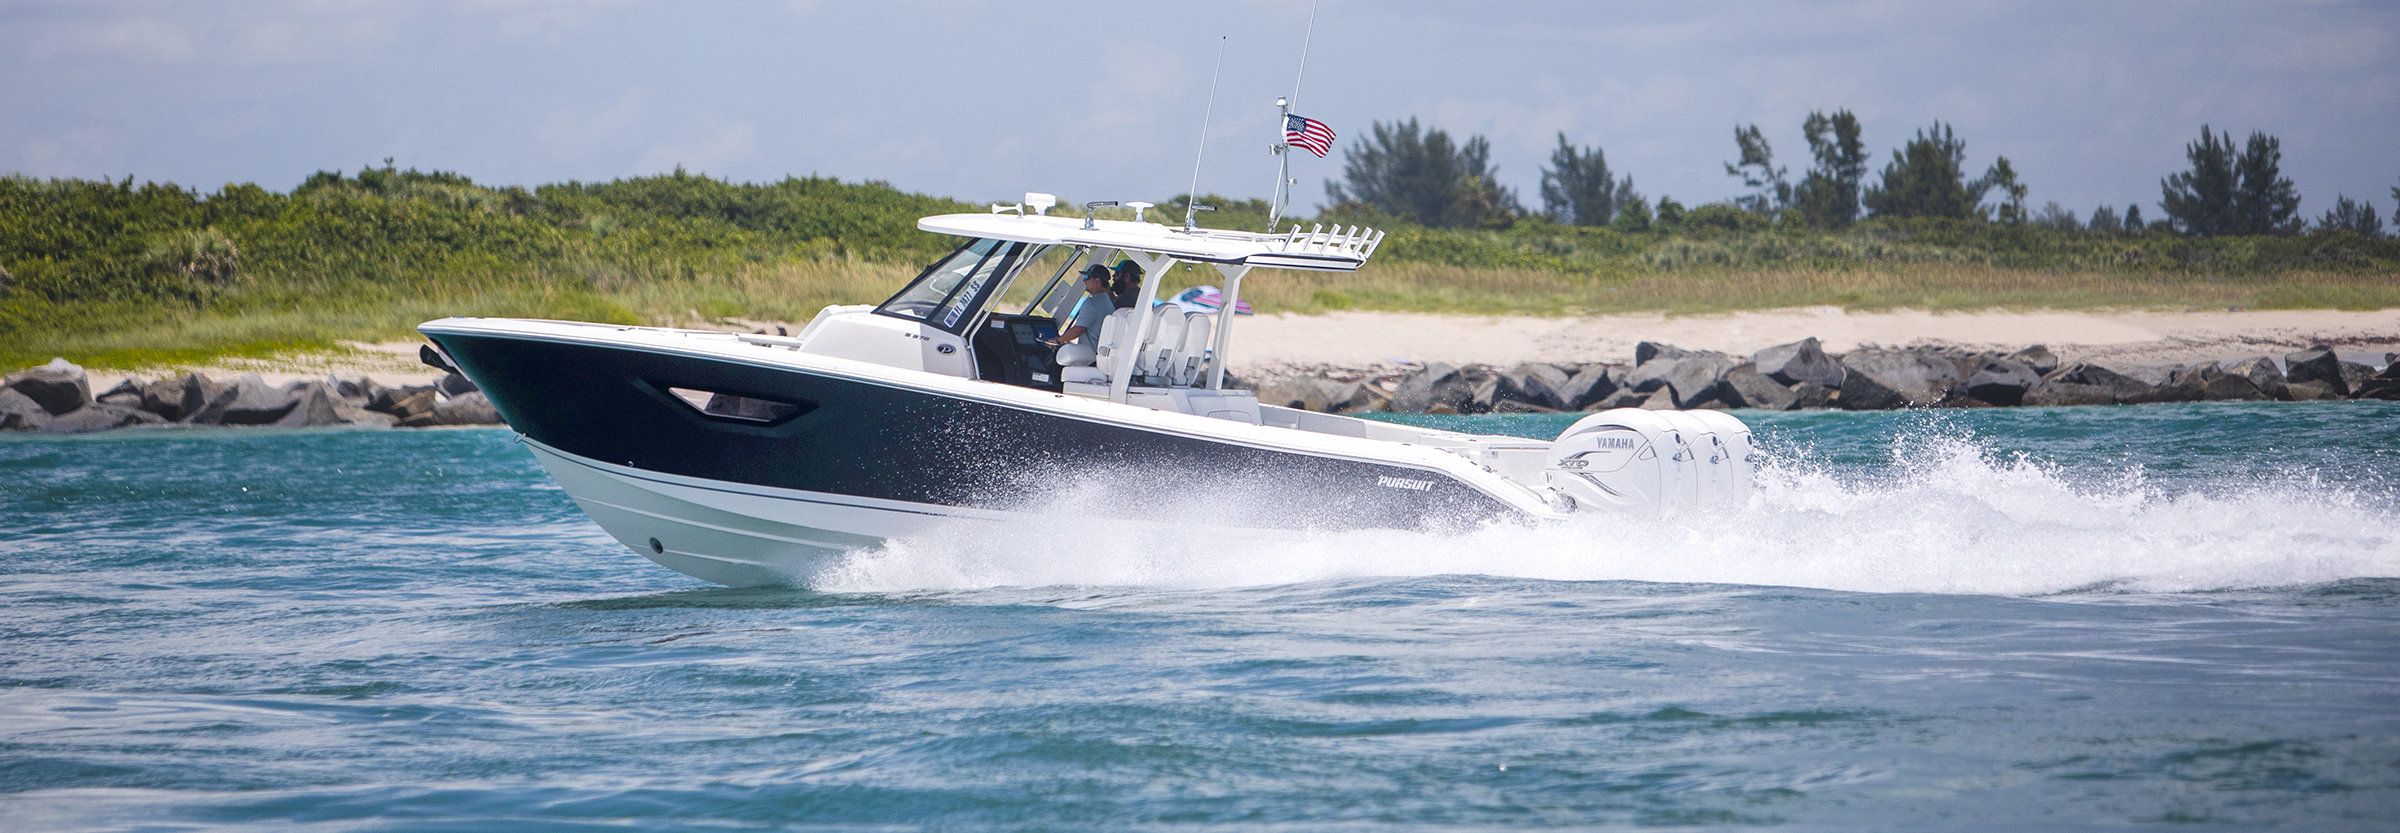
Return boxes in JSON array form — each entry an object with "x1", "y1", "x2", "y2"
[{"x1": 807, "y1": 426, "x2": 2400, "y2": 598}]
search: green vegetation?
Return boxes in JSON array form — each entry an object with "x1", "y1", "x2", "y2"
[
  {"x1": 1, "y1": 163, "x2": 966, "y2": 368},
  {"x1": 2162, "y1": 127, "x2": 2303, "y2": 236},
  {"x1": 3, "y1": 146, "x2": 2395, "y2": 370}
]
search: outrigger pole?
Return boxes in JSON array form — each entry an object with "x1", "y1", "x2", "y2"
[
  {"x1": 1183, "y1": 37, "x2": 1227, "y2": 233},
  {"x1": 1267, "y1": 0, "x2": 1319, "y2": 230}
]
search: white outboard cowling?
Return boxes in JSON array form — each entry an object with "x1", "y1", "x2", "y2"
[
  {"x1": 1653, "y1": 411, "x2": 1721, "y2": 510},
  {"x1": 1544, "y1": 409, "x2": 1677, "y2": 515},
  {"x1": 1545, "y1": 408, "x2": 1755, "y2": 516},
  {"x1": 1684, "y1": 409, "x2": 1756, "y2": 508}
]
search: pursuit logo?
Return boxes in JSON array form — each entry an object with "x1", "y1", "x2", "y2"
[{"x1": 1376, "y1": 475, "x2": 1434, "y2": 492}]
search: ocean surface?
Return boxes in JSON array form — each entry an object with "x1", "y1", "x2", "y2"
[{"x1": 4, "y1": 402, "x2": 2398, "y2": 830}]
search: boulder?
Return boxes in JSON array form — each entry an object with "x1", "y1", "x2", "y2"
[
  {"x1": 273, "y1": 381, "x2": 398, "y2": 428},
  {"x1": 2024, "y1": 363, "x2": 2151, "y2": 406},
  {"x1": 1438, "y1": 365, "x2": 1494, "y2": 414},
  {"x1": 2008, "y1": 345, "x2": 2060, "y2": 376},
  {"x1": 2220, "y1": 356, "x2": 2289, "y2": 401},
  {"x1": 2103, "y1": 363, "x2": 2181, "y2": 387},
  {"x1": 141, "y1": 372, "x2": 221, "y2": 421},
  {"x1": 1491, "y1": 399, "x2": 1560, "y2": 414},
  {"x1": 2285, "y1": 380, "x2": 2340, "y2": 401},
  {"x1": 1634, "y1": 341, "x2": 1697, "y2": 366},
  {"x1": 4, "y1": 358, "x2": 92, "y2": 416},
  {"x1": 1750, "y1": 337, "x2": 1845, "y2": 388},
  {"x1": 96, "y1": 376, "x2": 149, "y2": 409},
  {"x1": 97, "y1": 376, "x2": 145, "y2": 398},
  {"x1": 1495, "y1": 363, "x2": 1573, "y2": 410},
  {"x1": 1635, "y1": 389, "x2": 1678, "y2": 410},
  {"x1": 188, "y1": 373, "x2": 299, "y2": 425},
  {"x1": 1838, "y1": 348, "x2": 1961, "y2": 410},
  {"x1": 1935, "y1": 348, "x2": 2000, "y2": 386},
  {"x1": 2124, "y1": 365, "x2": 2206, "y2": 404},
  {"x1": 1390, "y1": 363, "x2": 1458, "y2": 414},
  {"x1": 1628, "y1": 348, "x2": 1735, "y2": 409},
  {"x1": 1592, "y1": 388, "x2": 1653, "y2": 410},
  {"x1": 41, "y1": 402, "x2": 165, "y2": 434},
  {"x1": 1963, "y1": 357, "x2": 2041, "y2": 406},
  {"x1": 1466, "y1": 372, "x2": 1501, "y2": 414},
  {"x1": 2021, "y1": 382, "x2": 2116, "y2": 407},
  {"x1": 2338, "y1": 361, "x2": 2376, "y2": 398},
  {"x1": 1720, "y1": 362, "x2": 1799, "y2": 410},
  {"x1": 1321, "y1": 379, "x2": 1364, "y2": 413},
  {"x1": 401, "y1": 391, "x2": 503, "y2": 427},
  {"x1": 2284, "y1": 347, "x2": 2346, "y2": 395},
  {"x1": 2193, "y1": 365, "x2": 2267, "y2": 401},
  {"x1": 328, "y1": 372, "x2": 386, "y2": 404},
  {"x1": 437, "y1": 372, "x2": 480, "y2": 397},
  {"x1": 1258, "y1": 376, "x2": 1337, "y2": 412},
  {"x1": 1339, "y1": 384, "x2": 1392, "y2": 414},
  {"x1": 2352, "y1": 375, "x2": 2400, "y2": 401},
  {"x1": 367, "y1": 386, "x2": 439, "y2": 420},
  {"x1": 1667, "y1": 356, "x2": 1737, "y2": 408},
  {"x1": 1790, "y1": 382, "x2": 1836, "y2": 409},
  {"x1": 1560, "y1": 364, "x2": 1621, "y2": 410},
  {"x1": 2, "y1": 387, "x2": 52, "y2": 430}
]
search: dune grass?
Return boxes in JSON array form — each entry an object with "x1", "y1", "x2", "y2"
[{"x1": 1240, "y1": 262, "x2": 2400, "y2": 316}]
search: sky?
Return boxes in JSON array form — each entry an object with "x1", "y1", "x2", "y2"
[{"x1": 7, "y1": 0, "x2": 2398, "y2": 223}]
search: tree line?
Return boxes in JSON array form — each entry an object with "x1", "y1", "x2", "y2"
[{"x1": 1325, "y1": 115, "x2": 2393, "y2": 239}]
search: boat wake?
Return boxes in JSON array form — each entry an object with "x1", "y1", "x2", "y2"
[{"x1": 807, "y1": 428, "x2": 2400, "y2": 598}]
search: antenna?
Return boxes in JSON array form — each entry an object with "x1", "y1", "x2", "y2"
[
  {"x1": 1269, "y1": 0, "x2": 1320, "y2": 230},
  {"x1": 1289, "y1": 0, "x2": 1318, "y2": 109},
  {"x1": 1184, "y1": 36, "x2": 1227, "y2": 233}
]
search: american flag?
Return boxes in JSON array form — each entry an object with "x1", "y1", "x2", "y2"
[{"x1": 1284, "y1": 113, "x2": 1335, "y2": 158}]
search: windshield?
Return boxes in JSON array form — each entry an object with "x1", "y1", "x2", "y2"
[{"x1": 877, "y1": 238, "x2": 1010, "y2": 323}]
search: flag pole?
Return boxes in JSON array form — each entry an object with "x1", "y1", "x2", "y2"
[{"x1": 1268, "y1": 0, "x2": 1318, "y2": 230}]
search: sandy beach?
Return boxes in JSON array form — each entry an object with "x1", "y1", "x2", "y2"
[
  {"x1": 1225, "y1": 307, "x2": 2400, "y2": 378},
  {"x1": 61, "y1": 307, "x2": 2400, "y2": 393}
]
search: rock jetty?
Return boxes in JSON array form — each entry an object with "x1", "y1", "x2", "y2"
[
  {"x1": 3, "y1": 357, "x2": 503, "y2": 434},
  {"x1": 1253, "y1": 339, "x2": 2400, "y2": 415},
  {"x1": 11, "y1": 338, "x2": 2395, "y2": 434}
]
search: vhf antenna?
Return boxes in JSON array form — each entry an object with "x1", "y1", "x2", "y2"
[
  {"x1": 1268, "y1": 0, "x2": 1320, "y2": 230},
  {"x1": 1183, "y1": 36, "x2": 1227, "y2": 234}
]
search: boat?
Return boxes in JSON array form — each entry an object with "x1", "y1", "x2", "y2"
[{"x1": 419, "y1": 198, "x2": 1758, "y2": 586}]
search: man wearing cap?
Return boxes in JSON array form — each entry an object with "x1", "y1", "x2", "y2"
[
  {"x1": 1108, "y1": 259, "x2": 1145, "y2": 310},
  {"x1": 1043, "y1": 263, "x2": 1118, "y2": 351}
]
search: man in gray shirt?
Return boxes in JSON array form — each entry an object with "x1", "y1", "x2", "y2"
[{"x1": 1044, "y1": 264, "x2": 1118, "y2": 351}]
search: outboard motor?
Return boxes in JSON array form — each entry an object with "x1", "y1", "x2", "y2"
[
  {"x1": 1653, "y1": 411, "x2": 1722, "y2": 509},
  {"x1": 1544, "y1": 409, "x2": 1678, "y2": 515},
  {"x1": 1545, "y1": 408, "x2": 1756, "y2": 516},
  {"x1": 1685, "y1": 409, "x2": 1756, "y2": 508}
]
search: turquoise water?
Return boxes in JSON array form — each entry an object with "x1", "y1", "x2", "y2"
[{"x1": 4, "y1": 402, "x2": 2398, "y2": 829}]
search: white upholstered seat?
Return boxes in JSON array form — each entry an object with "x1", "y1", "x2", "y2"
[{"x1": 1141, "y1": 303, "x2": 1185, "y2": 381}]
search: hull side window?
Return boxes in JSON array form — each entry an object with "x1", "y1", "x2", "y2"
[{"x1": 660, "y1": 385, "x2": 816, "y2": 426}]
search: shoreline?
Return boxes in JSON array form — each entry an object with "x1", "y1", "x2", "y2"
[
  {"x1": 32, "y1": 306, "x2": 2400, "y2": 402},
  {"x1": 1221, "y1": 307, "x2": 2400, "y2": 381}
]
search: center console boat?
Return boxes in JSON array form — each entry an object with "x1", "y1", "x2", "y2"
[{"x1": 421, "y1": 199, "x2": 1756, "y2": 586}]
